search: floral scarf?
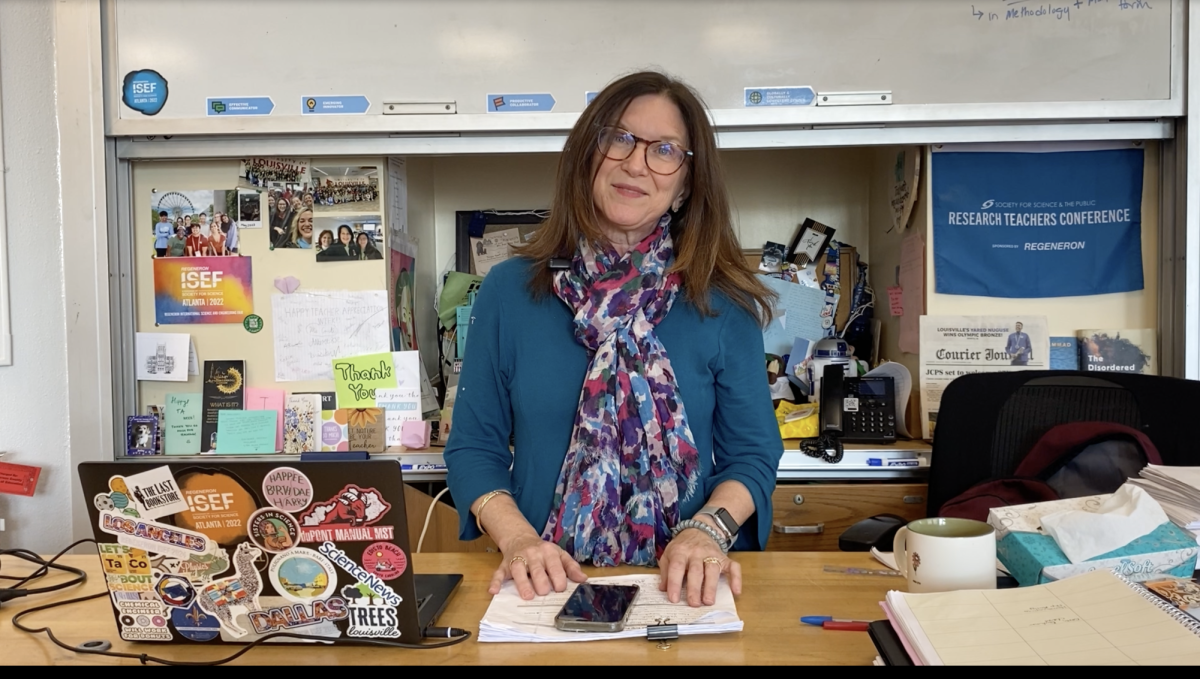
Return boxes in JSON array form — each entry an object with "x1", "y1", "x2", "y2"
[{"x1": 541, "y1": 215, "x2": 700, "y2": 566}]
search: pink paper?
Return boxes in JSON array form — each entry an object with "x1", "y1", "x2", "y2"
[
  {"x1": 245, "y1": 388, "x2": 285, "y2": 451},
  {"x1": 401, "y1": 420, "x2": 431, "y2": 449},
  {"x1": 886, "y1": 286, "x2": 903, "y2": 317},
  {"x1": 879, "y1": 601, "x2": 923, "y2": 665},
  {"x1": 898, "y1": 231, "x2": 924, "y2": 354}
]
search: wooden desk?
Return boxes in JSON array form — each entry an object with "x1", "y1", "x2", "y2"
[{"x1": 5, "y1": 552, "x2": 901, "y2": 665}]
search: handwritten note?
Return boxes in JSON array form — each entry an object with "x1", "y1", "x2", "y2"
[
  {"x1": 164, "y1": 393, "x2": 202, "y2": 455},
  {"x1": 887, "y1": 286, "x2": 904, "y2": 316},
  {"x1": 245, "y1": 388, "x2": 285, "y2": 451},
  {"x1": 761, "y1": 277, "x2": 827, "y2": 356},
  {"x1": 332, "y1": 352, "x2": 397, "y2": 408},
  {"x1": 215, "y1": 410, "x2": 277, "y2": 454},
  {"x1": 899, "y1": 230, "x2": 924, "y2": 354},
  {"x1": 272, "y1": 291, "x2": 391, "y2": 382}
]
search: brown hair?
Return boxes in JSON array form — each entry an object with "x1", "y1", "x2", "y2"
[{"x1": 520, "y1": 71, "x2": 774, "y2": 324}]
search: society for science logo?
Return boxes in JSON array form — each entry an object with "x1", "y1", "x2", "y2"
[{"x1": 980, "y1": 199, "x2": 995, "y2": 209}]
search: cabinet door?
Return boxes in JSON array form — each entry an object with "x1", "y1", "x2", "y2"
[{"x1": 767, "y1": 483, "x2": 928, "y2": 552}]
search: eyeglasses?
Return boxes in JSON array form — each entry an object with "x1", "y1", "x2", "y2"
[{"x1": 596, "y1": 126, "x2": 692, "y2": 175}]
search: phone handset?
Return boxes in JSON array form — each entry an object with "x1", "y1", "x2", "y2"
[
  {"x1": 819, "y1": 364, "x2": 845, "y2": 436},
  {"x1": 800, "y1": 364, "x2": 845, "y2": 464}
]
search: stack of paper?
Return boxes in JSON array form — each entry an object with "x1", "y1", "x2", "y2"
[
  {"x1": 1128, "y1": 465, "x2": 1200, "y2": 534},
  {"x1": 478, "y1": 574, "x2": 742, "y2": 643}
]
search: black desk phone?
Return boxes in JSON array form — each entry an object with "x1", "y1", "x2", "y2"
[{"x1": 819, "y1": 364, "x2": 897, "y2": 444}]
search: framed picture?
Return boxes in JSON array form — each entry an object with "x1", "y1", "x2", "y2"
[
  {"x1": 788, "y1": 218, "x2": 836, "y2": 268},
  {"x1": 126, "y1": 415, "x2": 160, "y2": 456},
  {"x1": 758, "y1": 241, "x2": 787, "y2": 273}
]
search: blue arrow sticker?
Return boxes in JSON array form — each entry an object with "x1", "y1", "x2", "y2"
[
  {"x1": 487, "y1": 93, "x2": 556, "y2": 112},
  {"x1": 744, "y1": 86, "x2": 816, "y2": 107},
  {"x1": 122, "y1": 69, "x2": 169, "y2": 116},
  {"x1": 301, "y1": 95, "x2": 371, "y2": 115},
  {"x1": 207, "y1": 97, "x2": 274, "y2": 116}
]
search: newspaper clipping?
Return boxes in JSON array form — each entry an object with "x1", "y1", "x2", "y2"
[{"x1": 919, "y1": 315, "x2": 1048, "y2": 439}]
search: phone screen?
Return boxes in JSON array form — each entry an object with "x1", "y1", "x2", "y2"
[{"x1": 556, "y1": 584, "x2": 640, "y2": 624}]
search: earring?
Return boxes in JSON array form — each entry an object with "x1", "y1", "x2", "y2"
[{"x1": 671, "y1": 195, "x2": 685, "y2": 212}]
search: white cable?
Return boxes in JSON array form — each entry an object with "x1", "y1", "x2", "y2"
[{"x1": 416, "y1": 486, "x2": 452, "y2": 554}]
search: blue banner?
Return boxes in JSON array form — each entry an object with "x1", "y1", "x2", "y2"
[{"x1": 932, "y1": 147, "x2": 1144, "y2": 298}]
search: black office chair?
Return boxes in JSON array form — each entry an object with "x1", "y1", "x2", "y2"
[{"x1": 926, "y1": 370, "x2": 1200, "y2": 517}]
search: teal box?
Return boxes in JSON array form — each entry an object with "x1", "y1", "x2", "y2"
[{"x1": 996, "y1": 521, "x2": 1198, "y2": 587}]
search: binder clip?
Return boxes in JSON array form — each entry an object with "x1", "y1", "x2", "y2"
[{"x1": 646, "y1": 617, "x2": 677, "y2": 650}]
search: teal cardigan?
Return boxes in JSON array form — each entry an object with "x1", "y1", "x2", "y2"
[{"x1": 443, "y1": 258, "x2": 784, "y2": 551}]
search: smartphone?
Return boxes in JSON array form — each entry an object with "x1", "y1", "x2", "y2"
[{"x1": 554, "y1": 583, "x2": 641, "y2": 633}]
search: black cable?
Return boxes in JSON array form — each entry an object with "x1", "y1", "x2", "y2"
[
  {"x1": 7, "y1": 539, "x2": 471, "y2": 665},
  {"x1": 0, "y1": 539, "x2": 92, "y2": 603},
  {"x1": 799, "y1": 432, "x2": 844, "y2": 464}
]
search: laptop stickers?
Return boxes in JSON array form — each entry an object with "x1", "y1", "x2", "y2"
[{"x1": 84, "y1": 462, "x2": 420, "y2": 644}]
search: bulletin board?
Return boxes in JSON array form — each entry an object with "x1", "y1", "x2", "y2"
[{"x1": 132, "y1": 157, "x2": 395, "y2": 448}]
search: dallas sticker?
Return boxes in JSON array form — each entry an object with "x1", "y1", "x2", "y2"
[{"x1": 298, "y1": 484, "x2": 394, "y2": 543}]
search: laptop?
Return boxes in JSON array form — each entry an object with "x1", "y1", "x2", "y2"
[{"x1": 79, "y1": 460, "x2": 461, "y2": 644}]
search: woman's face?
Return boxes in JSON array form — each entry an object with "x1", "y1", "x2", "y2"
[
  {"x1": 357, "y1": 233, "x2": 369, "y2": 249},
  {"x1": 267, "y1": 196, "x2": 276, "y2": 209},
  {"x1": 291, "y1": 198, "x2": 303, "y2": 210},
  {"x1": 297, "y1": 210, "x2": 313, "y2": 241},
  {"x1": 303, "y1": 194, "x2": 314, "y2": 207},
  {"x1": 339, "y1": 226, "x2": 352, "y2": 244},
  {"x1": 319, "y1": 231, "x2": 333, "y2": 248},
  {"x1": 276, "y1": 198, "x2": 288, "y2": 213},
  {"x1": 591, "y1": 94, "x2": 689, "y2": 246},
  {"x1": 210, "y1": 224, "x2": 220, "y2": 235}
]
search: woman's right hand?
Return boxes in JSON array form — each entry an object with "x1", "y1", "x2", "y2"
[{"x1": 490, "y1": 532, "x2": 587, "y2": 599}]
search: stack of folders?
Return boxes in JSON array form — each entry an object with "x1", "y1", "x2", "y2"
[
  {"x1": 477, "y1": 574, "x2": 742, "y2": 643},
  {"x1": 873, "y1": 569, "x2": 1200, "y2": 665},
  {"x1": 1128, "y1": 466, "x2": 1200, "y2": 535}
]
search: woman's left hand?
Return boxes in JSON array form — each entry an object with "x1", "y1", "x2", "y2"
[{"x1": 658, "y1": 527, "x2": 742, "y2": 607}]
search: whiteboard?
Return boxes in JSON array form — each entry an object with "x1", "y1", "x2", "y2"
[{"x1": 109, "y1": 0, "x2": 1178, "y2": 129}]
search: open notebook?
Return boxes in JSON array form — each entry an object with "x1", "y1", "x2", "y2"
[{"x1": 885, "y1": 569, "x2": 1200, "y2": 665}]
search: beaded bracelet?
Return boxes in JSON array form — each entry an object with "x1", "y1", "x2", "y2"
[{"x1": 671, "y1": 519, "x2": 731, "y2": 554}]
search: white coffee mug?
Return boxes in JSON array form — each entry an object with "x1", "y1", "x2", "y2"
[{"x1": 892, "y1": 517, "x2": 997, "y2": 593}]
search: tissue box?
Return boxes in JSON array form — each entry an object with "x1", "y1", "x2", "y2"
[{"x1": 988, "y1": 495, "x2": 1199, "y2": 586}]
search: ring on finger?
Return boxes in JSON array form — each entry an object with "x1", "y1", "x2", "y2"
[
  {"x1": 509, "y1": 555, "x2": 529, "y2": 569},
  {"x1": 703, "y1": 556, "x2": 724, "y2": 568}
]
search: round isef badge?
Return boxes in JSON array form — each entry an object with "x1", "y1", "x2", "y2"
[
  {"x1": 247, "y1": 508, "x2": 301, "y2": 554},
  {"x1": 243, "y1": 314, "x2": 263, "y2": 333}
]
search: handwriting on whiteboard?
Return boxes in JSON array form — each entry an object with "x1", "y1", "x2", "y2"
[{"x1": 970, "y1": 0, "x2": 1153, "y2": 24}]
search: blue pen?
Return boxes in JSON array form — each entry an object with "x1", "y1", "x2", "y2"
[{"x1": 801, "y1": 616, "x2": 873, "y2": 626}]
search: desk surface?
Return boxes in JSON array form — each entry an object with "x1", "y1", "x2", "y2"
[{"x1": 5, "y1": 552, "x2": 901, "y2": 665}]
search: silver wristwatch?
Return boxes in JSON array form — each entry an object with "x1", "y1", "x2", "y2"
[{"x1": 696, "y1": 505, "x2": 740, "y2": 544}]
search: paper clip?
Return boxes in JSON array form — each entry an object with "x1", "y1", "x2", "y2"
[{"x1": 823, "y1": 565, "x2": 903, "y2": 577}]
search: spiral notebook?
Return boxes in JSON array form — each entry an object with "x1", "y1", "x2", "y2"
[{"x1": 885, "y1": 569, "x2": 1200, "y2": 665}]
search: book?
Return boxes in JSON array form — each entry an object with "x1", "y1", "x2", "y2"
[
  {"x1": 1048, "y1": 336, "x2": 1079, "y2": 370},
  {"x1": 884, "y1": 569, "x2": 1200, "y2": 665},
  {"x1": 201, "y1": 360, "x2": 245, "y2": 453},
  {"x1": 1077, "y1": 328, "x2": 1157, "y2": 375}
]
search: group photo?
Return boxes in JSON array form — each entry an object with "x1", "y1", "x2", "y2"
[
  {"x1": 149, "y1": 189, "x2": 241, "y2": 258},
  {"x1": 314, "y1": 215, "x2": 384, "y2": 261},
  {"x1": 311, "y1": 164, "x2": 381, "y2": 213}
]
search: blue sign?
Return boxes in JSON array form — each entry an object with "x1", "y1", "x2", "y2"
[
  {"x1": 744, "y1": 86, "x2": 815, "y2": 107},
  {"x1": 301, "y1": 95, "x2": 370, "y2": 115},
  {"x1": 207, "y1": 97, "x2": 274, "y2": 116},
  {"x1": 487, "y1": 93, "x2": 556, "y2": 112},
  {"x1": 932, "y1": 147, "x2": 1145, "y2": 298},
  {"x1": 585, "y1": 91, "x2": 599, "y2": 106},
  {"x1": 122, "y1": 70, "x2": 169, "y2": 116}
]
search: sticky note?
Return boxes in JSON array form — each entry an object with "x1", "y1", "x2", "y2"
[
  {"x1": 216, "y1": 410, "x2": 278, "y2": 454},
  {"x1": 245, "y1": 387, "x2": 285, "y2": 451},
  {"x1": 332, "y1": 352, "x2": 397, "y2": 408}
]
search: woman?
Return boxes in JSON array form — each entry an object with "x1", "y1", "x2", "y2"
[
  {"x1": 221, "y1": 213, "x2": 239, "y2": 255},
  {"x1": 206, "y1": 222, "x2": 227, "y2": 256},
  {"x1": 317, "y1": 224, "x2": 357, "y2": 261},
  {"x1": 444, "y1": 72, "x2": 782, "y2": 609},
  {"x1": 274, "y1": 207, "x2": 314, "y2": 249},
  {"x1": 166, "y1": 225, "x2": 187, "y2": 257},
  {"x1": 315, "y1": 229, "x2": 335, "y2": 253},
  {"x1": 303, "y1": 192, "x2": 315, "y2": 210},
  {"x1": 356, "y1": 232, "x2": 383, "y2": 260},
  {"x1": 269, "y1": 196, "x2": 292, "y2": 240}
]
